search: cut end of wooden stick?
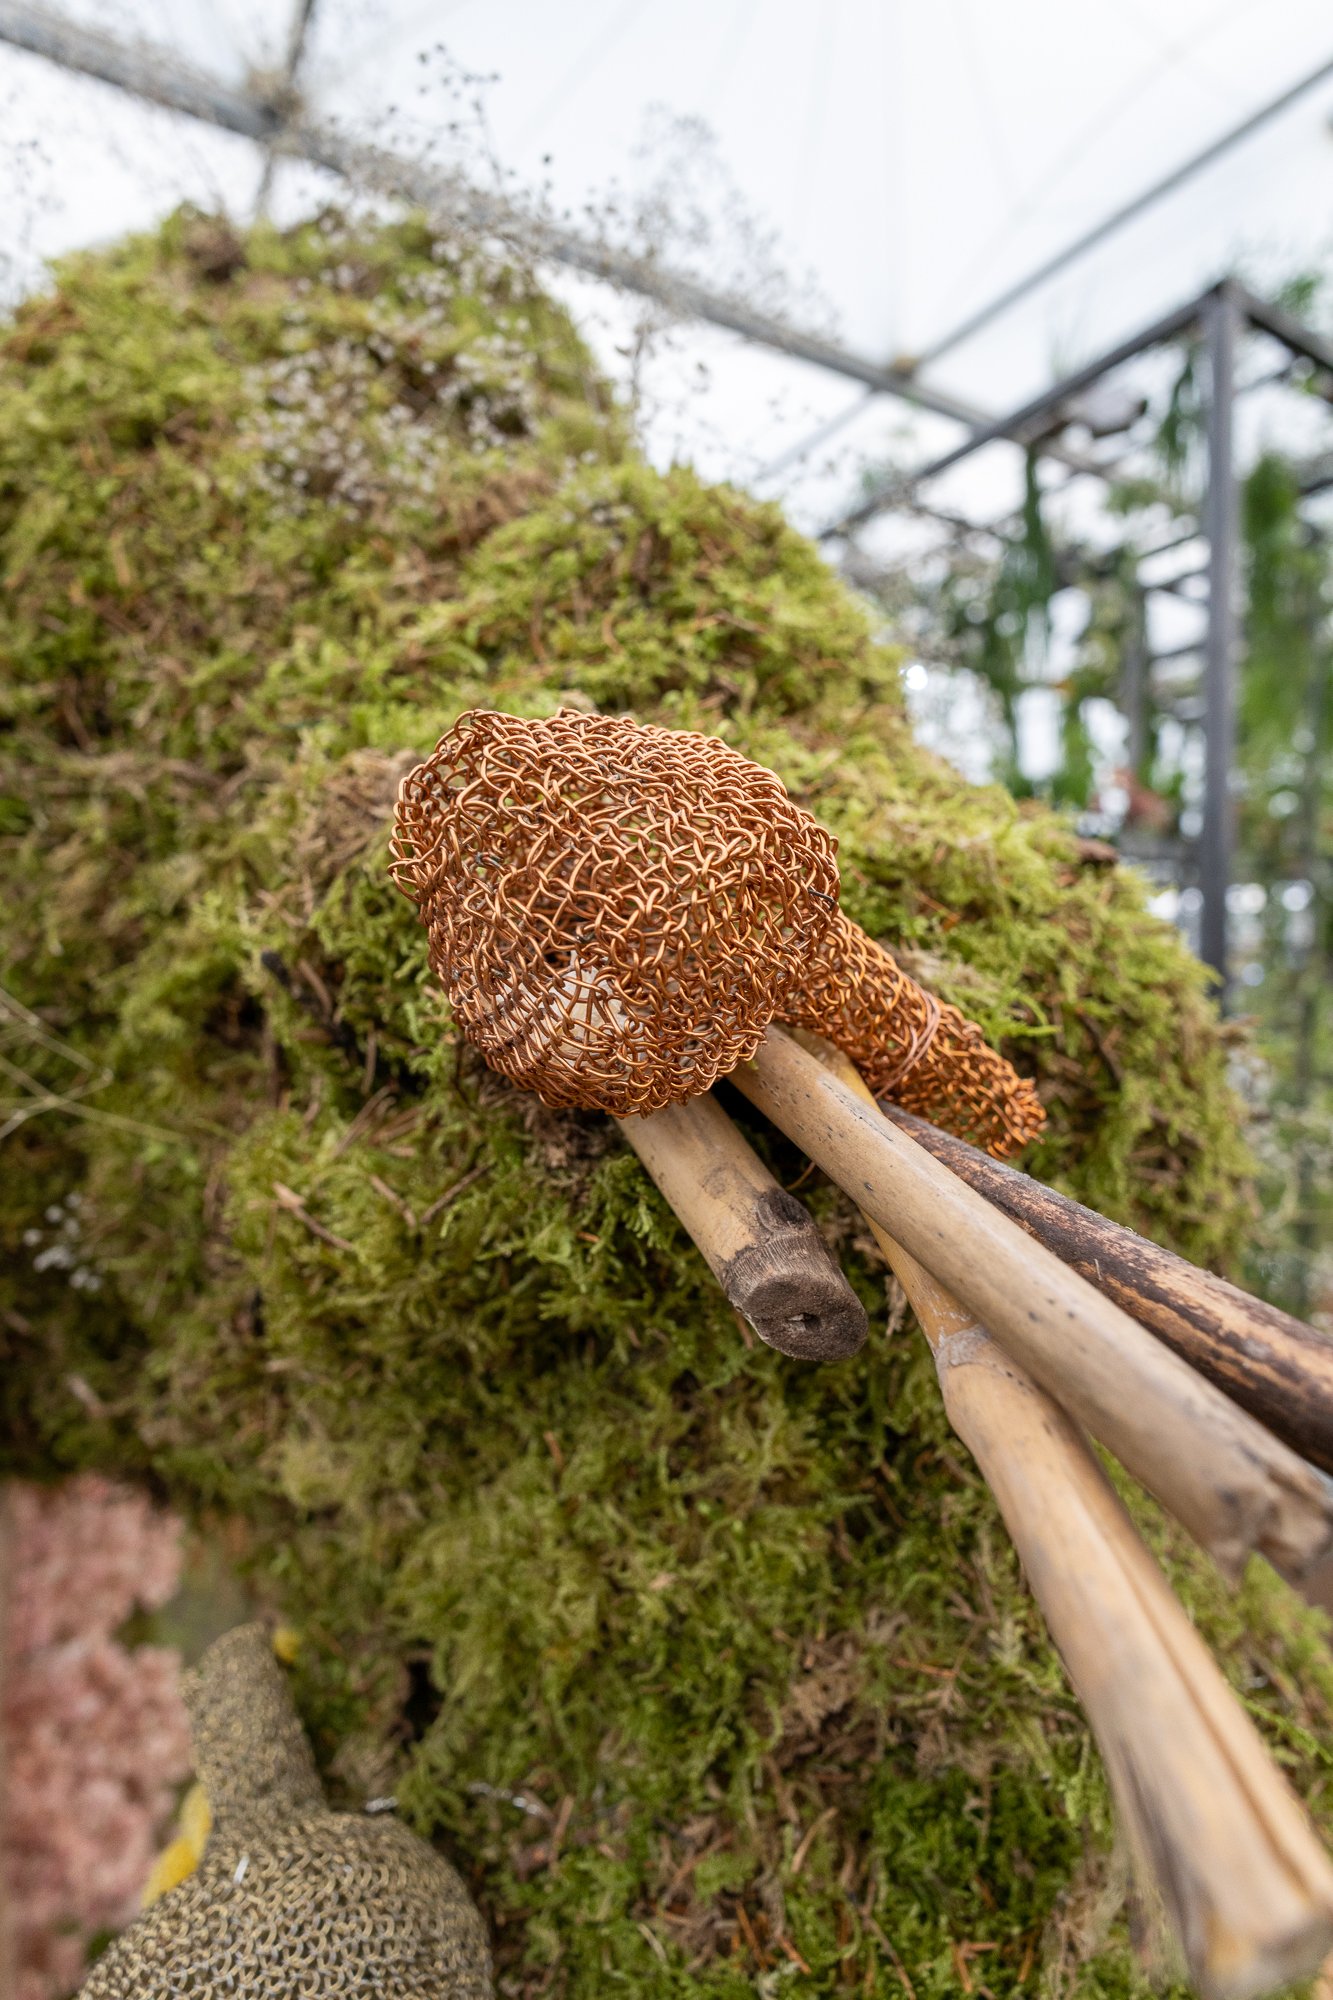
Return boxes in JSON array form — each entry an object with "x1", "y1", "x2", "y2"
[
  {"x1": 617, "y1": 1094, "x2": 867, "y2": 1361},
  {"x1": 1193, "y1": 1891, "x2": 1333, "y2": 2000},
  {"x1": 720, "y1": 1192, "x2": 869, "y2": 1360}
]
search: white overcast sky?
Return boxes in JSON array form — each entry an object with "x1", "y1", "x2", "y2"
[{"x1": 2, "y1": 0, "x2": 1332, "y2": 676}]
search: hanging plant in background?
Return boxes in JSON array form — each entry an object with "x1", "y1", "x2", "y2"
[
  {"x1": 1235, "y1": 450, "x2": 1332, "y2": 1314},
  {"x1": 933, "y1": 453, "x2": 1061, "y2": 796}
]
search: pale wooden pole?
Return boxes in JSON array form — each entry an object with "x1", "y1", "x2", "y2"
[
  {"x1": 730, "y1": 1026, "x2": 1333, "y2": 1582},
  {"x1": 881, "y1": 1102, "x2": 1333, "y2": 1475},
  {"x1": 796, "y1": 1032, "x2": 1333, "y2": 2000}
]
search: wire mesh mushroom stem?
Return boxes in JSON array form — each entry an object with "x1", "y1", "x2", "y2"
[{"x1": 780, "y1": 910, "x2": 1045, "y2": 1158}]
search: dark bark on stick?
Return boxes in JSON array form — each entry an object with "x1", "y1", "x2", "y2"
[
  {"x1": 883, "y1": 1105, "x2": 1333, "y2": 1478},
  {"x1": 731, "y1": 1027, "x2": 1333, "y2": 1580}
]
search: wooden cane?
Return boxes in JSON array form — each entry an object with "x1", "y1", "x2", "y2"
[
  {"x1": 728, "y1": 1025, "x2": 1333, "y2": 1582},
  {"x1": 879, "y1": 1104, "x2": 1333, "y2": 1477},
  {"x1": 617, "y1": 1093, "x2": 867, "y2": 1360},
  {"x1": 890, "y1": 1259, "x2": 1333, "y2": 2000},
  {"x1": 795, "y1": 1034, "x2": 1333, "y2": 2000}
]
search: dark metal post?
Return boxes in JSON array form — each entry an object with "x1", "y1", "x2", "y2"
[
  {"x1": 1201, "y1": 284, "x2": 1240, "y2": 992},
  {"x1": 1121, "y1": 583, "x2": 1149, "y2": 780}
]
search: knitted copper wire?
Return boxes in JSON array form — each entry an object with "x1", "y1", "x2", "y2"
[
  {"x1": 782, "y1": 911, "x2": 1046, "y2": 1157},
  {"x1": 390, "y1": 708, "x2": 839, "y2": 1115},
  {"x1": 390, "y1": 710, "x2": 1045, "y2": 1156}
]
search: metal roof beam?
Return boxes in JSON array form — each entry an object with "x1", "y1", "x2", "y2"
[
  {"x1": 0, "y1": 0, "x2": 989, "y2": 431},
  {"x1": 823, "y1": 290, "x2": 1211, "y2": 539},
  {"x1": 0, "y1": 0, "x2": 283, "y2": 136},
  {"x1": 910, "y1": 52, "x2": 1333, "y2": 372}
]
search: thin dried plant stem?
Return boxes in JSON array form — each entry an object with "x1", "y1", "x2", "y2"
[
  {"x1": 0, "y1": 1011, "x2": 223, "y2": 1146},
  {"x1": 0, "y1": 1066, "x2": 180, "y2": 1146}
]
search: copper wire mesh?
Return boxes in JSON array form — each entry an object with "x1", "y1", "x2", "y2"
[
  {"x1": 80, "y1": 1625, "x2": 493, "y2": 1998},
  {"x1": 783, "y1": 910, "x2": 1046, "y2": 1157},
  {"x1": 390, "y1": 708, "x2": 839, "y2": 1115},
  {"x1": 390, "y1": 709, "x2": 1045, "y2": 1156}
]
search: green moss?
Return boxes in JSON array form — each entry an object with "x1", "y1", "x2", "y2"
[{"x1": 1, "y1": 211, "x2": 1328, "y2": 1997}]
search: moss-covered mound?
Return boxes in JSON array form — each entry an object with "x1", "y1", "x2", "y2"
[{"x1": 3, "y1": 212, "x2": 1331, "y2": 1998}]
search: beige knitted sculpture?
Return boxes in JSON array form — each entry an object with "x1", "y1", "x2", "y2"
[{"x1": 80, "y1": 1623, "x2": 493, "y2": 1998}]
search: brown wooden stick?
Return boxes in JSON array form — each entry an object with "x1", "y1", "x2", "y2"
[
  {"x1": 729, "y1": 1026, "x2": 1333, "y2": 1580},
  {"x1": 801, "y1": 1037, "x2": 1333, "y2": 2000},
  {"x1": 881, "y1": 1103, "x2": 1333, "y2": 1477},
  {"x1": 617, "y1": 1093, "x2": 867, "y2": 1360}
]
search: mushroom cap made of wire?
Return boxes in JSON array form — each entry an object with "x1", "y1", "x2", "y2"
[
  {"x1": 390, "y1": 707, "x2": 840, "y2": 1117},
  {"x1": 390, "y1": 708, "x2": 1045, "y2": 1156}
]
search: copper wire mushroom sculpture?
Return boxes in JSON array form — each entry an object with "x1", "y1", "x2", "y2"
[
  {"x1": 388, "y1": 706, "x2": 1333, "y2": 1998},
  {"x1": 389, "y1": 707, "x2": 1044, "y2": 1157}
]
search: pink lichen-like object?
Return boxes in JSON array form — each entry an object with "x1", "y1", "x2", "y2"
[{"x1": 2, "y1": 1477, "x2": 191, "y2": 2000}]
